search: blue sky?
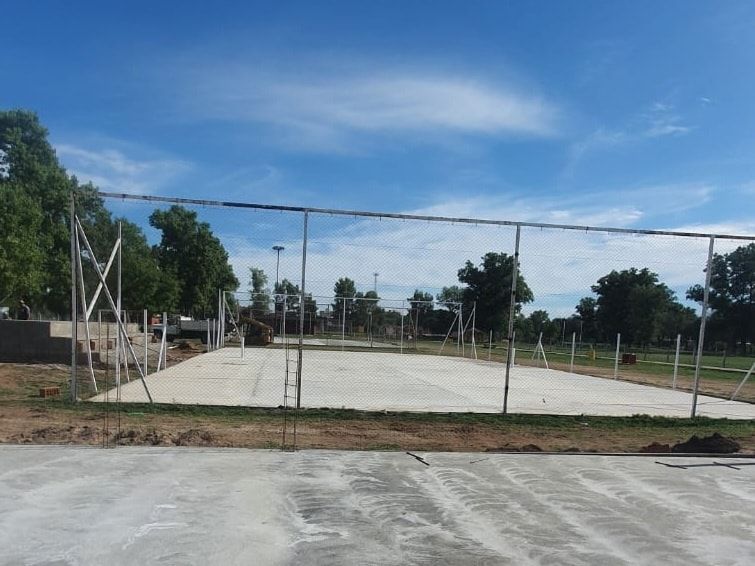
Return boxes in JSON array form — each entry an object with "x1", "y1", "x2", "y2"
[{"x1": 2, "y1": 1, "x2": 755, "y2": 311}]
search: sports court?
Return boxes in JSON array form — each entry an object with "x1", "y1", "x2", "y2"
[
  {"x1": 91, "y1": 348, "x2": 755, "y2": 419},
  {"x1": 2, "y1": 446, "x2": 753, "y2": 565}
]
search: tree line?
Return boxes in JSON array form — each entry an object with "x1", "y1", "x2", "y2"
[
  {"x1": 3, "y1": 110, "x2": 752, "y2": 352},
  {"x1": 0, "y1": 110, "x2": 238, "y2": 318}
]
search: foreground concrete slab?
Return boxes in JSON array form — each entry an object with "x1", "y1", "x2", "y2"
[
  {"x1": 0, "y1": 447, "x2": 753, "y2": 565},
  {"x1": 91, "y1": 348, "x2": 755, "y2": 419}
]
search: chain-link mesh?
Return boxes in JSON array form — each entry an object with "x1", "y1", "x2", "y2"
[{"x1": 71, "y1": 194, "x2": 755, "y2": 426}]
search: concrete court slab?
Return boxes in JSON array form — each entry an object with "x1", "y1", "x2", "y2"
[
  {"x1": 90, "y1": 348, "x2": 755, "y2": 419},
  {"x1": 1, "y1": 446, "x2": 754, "y2": 566}
]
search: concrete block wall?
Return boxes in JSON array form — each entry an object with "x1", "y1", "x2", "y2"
[{"x1": 0, "y1": 320, "x2": 144, "y2": 364}]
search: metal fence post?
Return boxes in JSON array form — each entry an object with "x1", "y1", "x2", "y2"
[
  {"x1": 503, "y1": 224, "x2": 521, "y2": 414},
  {"x1": 691, "y1": 236, "x2": 716, "y2": 417},
  {"x1": 570, "y1": 331, "x2": 576, "y2": 373},
  {"x1": 672, "y1": 334, "x2": 681, "y2": 390},
  {"x1": 613, "y1": 333, "x2": 621, "y2": 379},
  {"x1": 70, "y1": 192, "x2": 78, "y2": 401},
  {"x1": 296, "y1": 210, "x2": 309, "y2": 409}
]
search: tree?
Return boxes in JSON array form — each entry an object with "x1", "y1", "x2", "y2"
[
  {"x1": 591, "y1": 268, "x2": 685, "y2": 345},
  {"x1": 150, "y1": 205, "x2": 239, "y2": 317},
  {"x1": 575, "y1": 297, "x2": 598, "y2": 343},
  {"x1": 457, "y1": 252, "x2": 533, "y2": 339},
  {"x1": 249, "y1": 267, "x2": 270, "y2": 315},
  {"x1": 0, "y1": 109, "x2": 172, "y2": 317},
  {"x1": 436, "y1": 286, "x2": 463, "y2": 309},
  {"x1": 332, "y1": 277, "x2": 357, "y2": 319},
  {"x1": 0, "y1": 110, "x2": 82, "y2": 315},
  {"x1": 408, "y1": 290, "x2": 434, "y2": 313},
  {"x1": 274, "y1": 279, "x2": 316, "y2": 318},
  {"x1": 0, "y1": 185, "x2": 44, "y2": 306},
  {"x1": 353, "y1": 290, "x2": 380, "y2": 328},
  {"x1": 687, "y1": 243, "x2": 755, "y2": 353}
]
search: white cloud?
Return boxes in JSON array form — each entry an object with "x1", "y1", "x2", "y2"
[
  {"x1": 177, "y1": 64, "x2": 559, "y2": 151},
  {"x1": 56, "y1": 143, "x2": 190, "y2": 194},
  {"x1": 218, "y1": 184, "x2": 747, "y2": 318}
]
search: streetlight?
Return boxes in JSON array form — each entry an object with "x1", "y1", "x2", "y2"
[
  {"x1": 272, "y1": 246, "x2": 285, "y2": 337},
  {"x1": 272, "y1": 246, "x2": 285, "y2": 289}
]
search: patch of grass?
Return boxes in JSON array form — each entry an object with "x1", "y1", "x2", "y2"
[{"x1": 8, "y1": 397, "x2": 752, "y2": 435}]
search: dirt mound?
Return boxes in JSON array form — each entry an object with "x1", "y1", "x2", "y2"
[
  {"x1": 671, "y1": 433, "x2": 740, "y2": 454},
  {"x1": 639, "y1": 442, "x2": 671, "y2": 453},
  {"x1": 177, "y1": 341, "x2": 202, "y2": 351},
  {"x1": 115, "y1": 428, "x2": 168, "y2": 446},
  {"x1": 174, "y1": 428, "x2": 215, "y2": 446},
  {"x1": 10, "y1": 425, "x2": 100, "y2": 444}
]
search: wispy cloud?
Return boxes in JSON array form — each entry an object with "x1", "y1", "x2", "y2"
[
  {"x1": 642, "y1": 102, "x2": 692, "y2": 138},
  {"x1": 218, "y1": 182, "x2": 735, "y2": 317},
  {"x1": 56, "y1": 143, "x2": 191, "y2": 194},
  {"x1": 174, "y1": 63, "x2": 560, "y2": 151},
  {"x1": 564, "y1": 101, "x2": 693, "y2": 177}
]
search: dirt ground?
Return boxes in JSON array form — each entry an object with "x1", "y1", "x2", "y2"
[
  {"x1": 0, "y1": 404, "x2": 753, "y2": 453},
  {"x1": 1, "y1": 360, "x2": 754, "y2": 453}
]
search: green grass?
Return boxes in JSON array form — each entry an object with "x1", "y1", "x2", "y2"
[{"x1": 12, "y1": 398, "x2": 753, "y2": 433}]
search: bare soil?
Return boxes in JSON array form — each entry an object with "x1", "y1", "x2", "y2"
[{"x1": 1, "y1": 362, "x2": 753, "y2": 453}]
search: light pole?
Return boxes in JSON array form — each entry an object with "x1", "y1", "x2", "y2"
[
  {"x1": 272, "y1": 246, "x2": 285, "y2": 289},
  {"x1": 373, "y1": 272, "x2": 379, "y2": 294},
  {"x1": 272, "y1": 245, "x2": 284, "y2": 337}
]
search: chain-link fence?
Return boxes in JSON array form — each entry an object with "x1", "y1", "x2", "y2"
[{"x1": 68, "y1": 192, "x2": 755, "y2": 427}]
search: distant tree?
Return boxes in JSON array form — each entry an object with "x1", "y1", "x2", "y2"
[
  {"x1": 527, "y1": 310, "x2": 557, "y2": 343},
  {"x1": 150, "y1": 206, "x2": 239, "y2": 317},
  {"x1": 332, "y1": 277, "x2": 357, "y2": 319},
  {"x1": 408, "y1": 290, "x2": 434, "y2": 313},
  {"x1": 591, "y1": 268, "x2": 684, "y2": 345},
  {"x1": 353, "y1": 290, "x2": 379, "y2": 328},
  {"x1": 436, "y1": 285, "x2": 463, "y2": 309},
  {"x1": 575, "y1": 297, "x2": 598, "y2": 343},
  {"x1": 457, "y1": 252, "x2": 533, "y2": 339},
  {"x1": 687, "y1": 243, "x2": 755, "y2": 353},
  {"x1": 274, "y1": 279, "x2": 316, "y2": 318},
  {"x1": 249, "y1": 267, "x2": 270, "y2": 315}
]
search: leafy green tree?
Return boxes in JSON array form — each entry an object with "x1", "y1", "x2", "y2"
[
  {"x1": 249, "y1": 267, "x2": 270, "y2": 315},
  {"x1": 457, "y1": 252, "x2": 533, "y2": 339},
  {"x1": 575, "y1": 297, "x2": 598, "y2": 343},
  {"x1": 591, "y1": 268, "x2": 683, "y2": 345},
  {"x1": 0, "y1": 110, "x2": 172, "y2": 317},
  {"x1": 436, "y1": 285, "x2": 463, "y2": 309},
  {"x1": 274, "y1": 279, "x2": 316, "y2": 317},
  {"x1": 0, "y1": 109, "x2": 79, "y2": 315},
  {"x1": 687, "y1": 243, "x2": 755, "y2": 353},
  {"x1": 0, "y1": 185, "x2": 44, "y2": 306},
  {"x1": 353, "y1": 290, "x2": 380, "y2": 328},
  {"x1": 150, "y1": 205, "x2": 239, "y2": 317},
  {"x1": 332, "y1": 277, "x2": 357, "y2": 318},
  {"x1": 408, "y1": 290, "x2": 434, "y2": 313}
]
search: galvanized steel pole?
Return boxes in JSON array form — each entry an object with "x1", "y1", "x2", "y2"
[
  {"x1": 691, "y1": 236, "x2": 716, "y2": 417},
  {"x1": 503, "y1": 224, "x2": 521, "y2": 414},
  {"x1": 296, "y1": 211, "x2": 309, "y2": 409}
]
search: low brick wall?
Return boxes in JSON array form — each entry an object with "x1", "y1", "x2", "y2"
[{"x1": 0, "y1": 320, "x2": 140, "y2": 364}]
